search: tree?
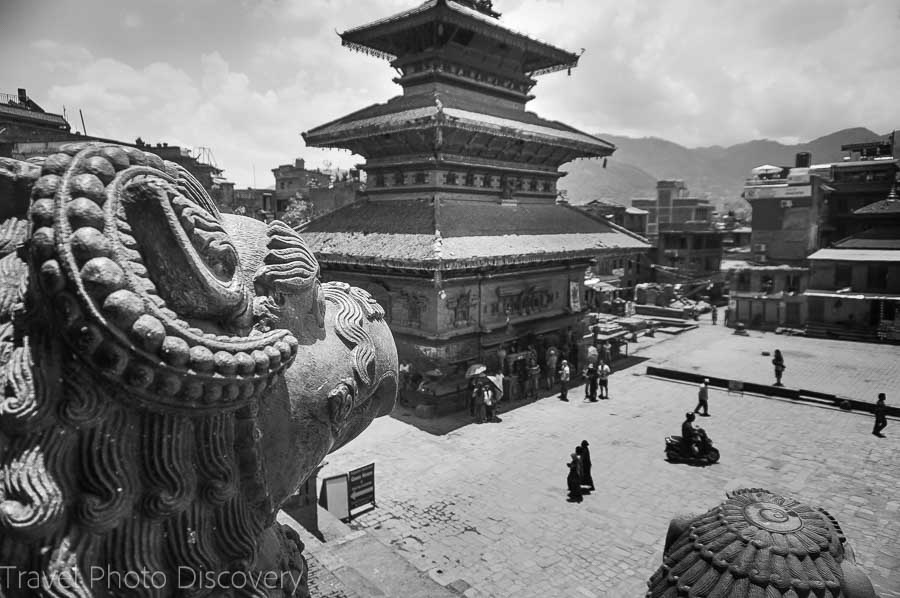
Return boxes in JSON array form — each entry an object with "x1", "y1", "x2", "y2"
[{"x1": 280, "y1": 198, "x2": 310, "y2": 228}]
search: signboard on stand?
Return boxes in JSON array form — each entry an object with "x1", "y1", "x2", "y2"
[
  {"x1": 348, "y1": 463, "x2": 376, "y2": 519},
  {"x1": 318, "y1": 463, "x2": 377, "y2": 522},
  {"x1": 318, "y1": 474, "x2": 349, "y2": 521}
]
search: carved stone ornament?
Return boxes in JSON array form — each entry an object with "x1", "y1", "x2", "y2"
[
  {"x1": 0, "y1": 142, "x2": 398, "y2": 597},
  {"x1": 646, "y1": 488, "x2": 878, "y2": 598}
]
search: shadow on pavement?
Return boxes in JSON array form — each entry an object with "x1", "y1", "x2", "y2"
[{"x1": 390, "y1": 388, "x2": 560, "y2": 436}]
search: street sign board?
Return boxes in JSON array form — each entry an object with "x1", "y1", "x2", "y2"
[{"x1": 348, "y1": 463, "x2": 376, "y2": 518}]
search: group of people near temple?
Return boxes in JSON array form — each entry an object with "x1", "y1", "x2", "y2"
[{"x1": 566, "y1": 440, "x2": 594, "y2": 503}]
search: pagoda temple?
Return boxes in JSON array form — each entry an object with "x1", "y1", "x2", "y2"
[{"x1": 301, "y1": 0, "x2": 650, "y2": 400}]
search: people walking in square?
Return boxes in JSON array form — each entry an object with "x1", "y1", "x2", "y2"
[
  {"x1": 772, "y1": 350, "x2": 786, "y2": 386},
  {"x1": 583, "y1": 362, "x2": 599, "y2": 402},
  {"x1": 711, "y1": 307, "x2": 718, "y2": 325},
  {"x1": 566, "y1": 453, "x2": 583, "y2": 503},
  {"x1": 579, "y1": 440, "x2": 595, "y2": 491},
  {"x1": 723, "y1": 306, "x2": 731, "y2": 327},
  {"x1": 597, "y1": 361, "x2": 611, "y2": 399},
  {"x1": 559, "y1": 359, "x2": 571, "y2": 401},
  {"x1": 873, "y1": 393, "x2": 888, "y2": 438},
  {"x1": 694, "y1": 378, "x2": 710, "y2": 416}
]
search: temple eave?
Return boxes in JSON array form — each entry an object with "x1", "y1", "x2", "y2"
[{"x1": 339, "y1": 0, "x2": 579, "y2": 76}]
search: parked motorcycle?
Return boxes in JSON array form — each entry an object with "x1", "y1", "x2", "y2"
[{"x1": 665, "y1": 428, "x2": 720, "y2": 464}]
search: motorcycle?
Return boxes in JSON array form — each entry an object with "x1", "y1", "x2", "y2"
[{"x1": 665, "y1": 428, "x2": 720, "y2": 464}]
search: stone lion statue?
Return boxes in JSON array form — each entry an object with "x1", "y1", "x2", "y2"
[
  {"x1": 646, "y1": 487, "x2": 879, "y2": 598},
  {"x1": 0, "y1": 142, "x2": 398, "y2": 597}
]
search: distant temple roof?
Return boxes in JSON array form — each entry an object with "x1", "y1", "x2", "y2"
[
  {"x1": 854, "y1": 187, "x2": 900, "y2": 215},
  {"x1": 301, "y1": 198, "x2": 649, "y2": 271},
  {"x1": 303, "y1": 89, "x2": 613, "y2": 155},
  {"x1": 339, "y1": 0, "x2": 580, "y2": 76}
]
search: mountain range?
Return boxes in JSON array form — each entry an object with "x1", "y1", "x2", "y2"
[{"x1": 558, "y1": 127, "x2": 893, "y2": 210}]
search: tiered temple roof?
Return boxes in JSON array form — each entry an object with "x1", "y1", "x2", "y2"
[
  {"x1": 301, "y1": 1, "x2": 644, "y2": 270},
  {"x1": 301, "y1": 199, "x2": 648, "y2": 271}
]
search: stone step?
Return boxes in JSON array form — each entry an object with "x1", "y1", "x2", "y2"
[{"x1": 278, "y1": 509, "x2": 460, "y2": 598}]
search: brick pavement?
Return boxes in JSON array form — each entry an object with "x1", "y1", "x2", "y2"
[
  {"x1": 320, "y1": 342, "x2": 900, "y2": 598},
  {"x1": 634, "y1": 319, "x2": 900, "y2": 405}
]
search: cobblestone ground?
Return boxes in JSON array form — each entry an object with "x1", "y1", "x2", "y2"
[
  {"x1": 638, "y1": 319, "x2": 900, "y2": 404},
  {"x1": 321, "y1": 330, "x2": 900, "y2": 598},
  {"x1": 305, "y1": 552, "x2": 359, "y2": 598}
]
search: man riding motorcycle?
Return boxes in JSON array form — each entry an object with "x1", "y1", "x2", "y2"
[{"x1": 681, "y1": 412, "x2": 702, "y2": 457}]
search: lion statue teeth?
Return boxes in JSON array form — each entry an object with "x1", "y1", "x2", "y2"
[{"x1": 0, "y1": 142, "x2": 398, "y2": 598}]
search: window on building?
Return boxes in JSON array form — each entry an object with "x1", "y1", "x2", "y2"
[
  {"x1": 465, "y1": 172, "x2": 475, "y2": 186},
  {"x1": 867, "y1": 263, "x2": 888, "y2": 291},
  {"x1": 785, "y1": 273, "x2": 800, "y2": 293},
  {"x1": 834, "y1": 264, "x2": 852, "y2": 288},
  {"x1": 529, "y1": 179, "x2": 538, "y2": 191},
  {"x1": 394, "y1": 171, "x2": 404, "y2": 185},
  {"x1": 737, "y1": 271, "x2": 750, "y2": 291},
  {"x1": 482, "y1": 174, "x2": 492, "y2": 188},
  {"x1": 375, "y1": 173, "x2": 385, "y2": 187},
  {"x1": 415, "y1": 171, "x2": 427, "y2": 184},
  {"x1": 446, "y1": 171, "x2": 457, "y2": 185},
  {"x1": 542, "y1": 181, "x2": 552, "y2": 193}
]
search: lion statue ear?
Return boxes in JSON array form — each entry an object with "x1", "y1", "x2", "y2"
[{"x1": 23, "y1": 142, "x2": 298, "y2": 411}]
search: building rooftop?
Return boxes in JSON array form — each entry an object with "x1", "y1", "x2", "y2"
[
  {"x1": 830, "y1": 226, "x2": 900, "y2": 250},
  {"x1": 301, "y1": 198, "x2": 649, "y2": 271},
  {"x1": 808, "y1": 248, "x2": 900, "y2": 262},
  {"x1": 339, "y1": 0, "x2": 579, "y2": 76}
]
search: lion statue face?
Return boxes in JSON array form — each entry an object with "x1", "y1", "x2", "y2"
[{"x1": 0, "y1": 142, "x2": 397, "y2": 597}]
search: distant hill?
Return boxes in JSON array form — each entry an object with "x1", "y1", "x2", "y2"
[{"x1": 559, "y1": 127, "x2": 890, "y2": 209}]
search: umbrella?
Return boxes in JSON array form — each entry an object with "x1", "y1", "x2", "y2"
[
  {"x1": 424, "y1": 368, "x2": 444, "y2": 379},
  {"x1": 465, "y1": 363, "x2": 487, "y2": 378},
  {"x1": 485, "y1": 374, "x2": 504, "y2": 401},
  {"x1": 751, "y1": 164, "x2": 783, "y2": 175}
]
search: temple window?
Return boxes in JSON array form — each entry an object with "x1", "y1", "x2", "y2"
[
  {"x1": 529, "y1": 179, "x2": 538, "y2": 191},
  {"x1": 482, "y1": 174, "x2": 492, "y2": 188},
  {"x1": 415, "y1": 172, "x2": 427, "y2": 184},
  {"x1": 542, "y1": 181, "x2": 552, "y2": 192},
  {"x1": 375, "y1": 173, "x2": 385, "y2": 187},
  {"x1": 446, "y1": 171, "x2": 457, "y2": 185},
  {"x1": 394, "y1": 171, "x2": 404, "y2": 185},
  {"x1": 465, "y1": 172, "x2": 475, "y2": 186}
]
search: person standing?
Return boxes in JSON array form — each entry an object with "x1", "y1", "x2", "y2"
[
  {"x1": 579, "y1": 440, "x2": 595, "y2": 491},
  {"x1": 497, "y1": 344, "x2": 508, "y2": 376},
  {"x1": 483, "y1": 384, "x2": 496, "y2": 423},
  {"x1": 597, "y1": 361, "x2": 611, "y2": 399},
  {"x1": 559, "y1": 359, "x2": 571, "y2": 401},
  {"x1": 711, "y1": 307, "x2": 718, "y2": 325},
  {"x1": 527, "y1": 357, "x2": 541, "y2": 400},
  {"x1": 473, "y1": 381, "x2": 486, "y2": 423},
  {"x1": 566, "y1": 453, "x2": 583, "y2": 503},
  {"x1": 772, "y1": 350, "x2": 786, "y2": 386},
  {"x1": 873, "y1": 393, "x2": 888, "y2": 437},
  {"x1": 583, "y1": 363, "x2": 599, "y2": 402},
  {"x1": 545, "y1": 345, "x2": 559, "y2": 390},
  {"x1": 694, "y1": 378, "x2": 710, "y2": 416},
  {"x1": 601, "y1": 340, "x2": 612, "y2": 365},
  {"x1": 723, "y1": 306, "x2": 731, "y2": 327}
]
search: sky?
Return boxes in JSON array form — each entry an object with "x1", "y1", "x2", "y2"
[{"x1": 2, "y1": 0, "x2": 899, "y2": 188}]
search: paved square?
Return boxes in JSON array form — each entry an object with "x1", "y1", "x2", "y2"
[{"x1": 319, "y1": 329, "x2": 900, "y2": 598}]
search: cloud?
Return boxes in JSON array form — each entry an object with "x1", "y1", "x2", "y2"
[{"x1": 12, "y1": 0, "x2": 900, "y2": 188}]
